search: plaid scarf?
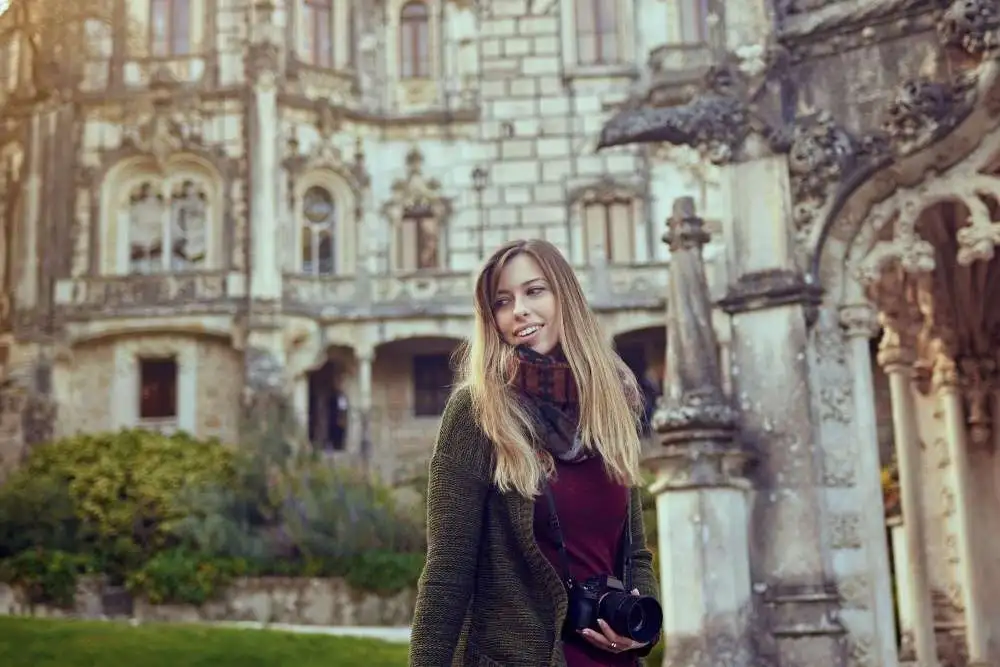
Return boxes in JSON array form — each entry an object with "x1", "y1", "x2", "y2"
[{"x1": 510, "y1": 345, "x2": 588, "y2": 462}]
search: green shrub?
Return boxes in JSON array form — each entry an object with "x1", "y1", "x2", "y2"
[
  {"x1": 339, "y1": 551, "x2": 425, "y2": 596},
  {"x1": 20, "y1": 429, "x2": 235, "y2": 571},
  {"x1": 0, "y1": 472, "x2": 80, "y2": 558},
  {"x1": 277, "y1": 463, "x2": 425, "y2": 562},
  {"x1": 126, "y1": 549, "x2": 242, "y2": 606},
  {"x1": 0, "y1": 549, "x2": 92, "y2": 607}
]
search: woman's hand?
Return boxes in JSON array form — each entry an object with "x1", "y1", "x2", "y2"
[{"x1": 578, "y1": 589, "x2": 649, "y2": 654}]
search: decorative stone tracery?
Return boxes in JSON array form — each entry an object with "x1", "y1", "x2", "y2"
[{"x1": 381, "y1": 147, "x2": 451, "y2": 273}]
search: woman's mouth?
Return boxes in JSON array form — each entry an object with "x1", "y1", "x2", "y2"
[{"x1": 514, "y1": 324, "x2": 543, "y2": 341}]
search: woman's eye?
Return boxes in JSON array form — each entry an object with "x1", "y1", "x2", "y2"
[{"x1": 527, "y1": 287, "x2": 544, "y2": 296}]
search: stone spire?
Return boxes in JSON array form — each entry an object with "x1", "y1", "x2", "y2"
[
  {"x1": 647, "y1": 197, "x2": 755, "y2": 667},
  {"x1": 654, "y1": 197, "x2": 738, "y2": 457}
]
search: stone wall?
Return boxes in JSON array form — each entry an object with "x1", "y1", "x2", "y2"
[
  {"x1": 53, "y1": 334, "x2": 243, "y2": 445},
  {"x1": 0, "y1": 576, "x2": 414, "y2": 628}
]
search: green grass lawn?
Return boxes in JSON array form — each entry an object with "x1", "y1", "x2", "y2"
[{"x1": 0, "y1": 616, "x2": 410, "y2": 667}]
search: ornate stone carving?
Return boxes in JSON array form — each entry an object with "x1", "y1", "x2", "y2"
[
  {"x1": 382, "y1": 147, "x2": 452, "y2": 225},
  {"x1": 829, "y1": 512, "x2": 863, "y2": 549},
  {"x1": 120, "y1": 93, "x2": 204, "y2": 166},
  {"x1": 822, "y1": 448, "x2": 857, "y2": 487},
  {"x1": 839, "y1": 303, "x2": 880, "y2": 340},
  {"x1": 882, "y1": 78, "x2": 975, "y2": 157},
  {"x1": 788, "y1": 113, "x2": 889, "y2": 238},
  {"x1": 283, "y1": 120, "x2": 369, "y2": 195},
  {"x1": 939, "y1": 0, "x2": 1000, "y2": 56},
  {"x1": 819, "y1": 385, "x2": 853, "y2": 424},
  {"x1": 597, "y1": 49, "x2": 791, "y2": 163},
  {"x1": 838, "y1": 575, "x2": 870, "y2": 610}
]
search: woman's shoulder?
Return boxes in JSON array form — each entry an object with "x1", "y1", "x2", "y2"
[{"x1": 433, "y1": 386, "x2": 495, "y2": 476}]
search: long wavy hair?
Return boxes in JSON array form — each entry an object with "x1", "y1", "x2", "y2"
[{"x1": 453, "y1": 239, "x2": 643, "y2": 497}]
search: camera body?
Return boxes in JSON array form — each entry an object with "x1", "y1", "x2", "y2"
[{"x1": 564, "y1": 574, "x2": 662, "y2": 645}]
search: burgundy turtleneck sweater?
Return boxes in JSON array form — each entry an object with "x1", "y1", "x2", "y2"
[{"x1": 533, "y1": 456, "x2": 637, "y2": 667}]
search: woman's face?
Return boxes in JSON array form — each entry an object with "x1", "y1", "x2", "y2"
[{"x1": 492, "y1": 253, "x2": 560, "y2": 355}]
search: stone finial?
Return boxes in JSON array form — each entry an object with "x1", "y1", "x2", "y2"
[
  {"x1": 663, "y1": 196, "x2": 710, "y2": 251},
  {"x1": 654, "y1": 197, "x2": 736, "y2": 441}
]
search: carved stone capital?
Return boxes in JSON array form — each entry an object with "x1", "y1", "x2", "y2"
[
  {"x1": 247, "y1": 42, "x2": 281, "y2": 89},
  {"x1": 839, "y1": 303, "x2": 880, "y2": 340},
  {"x1": 876, "y1": 317, "x2": 917, "y2": 372},
  {"x1": 939, "y1": 0, "x2": 1000, "y2": 56},
  {"x1": 717, "y1": 269, "x2": 823, "y2": 321},
  {"x1": 930, "y1": 348, "x2": 959, "y2": 392}
]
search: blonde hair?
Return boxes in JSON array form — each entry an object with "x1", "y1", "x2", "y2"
[{"x1": 454, "y1": 239, "x2": 643, "y2": 498}]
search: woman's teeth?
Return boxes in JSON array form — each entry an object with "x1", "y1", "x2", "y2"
[{"x1": 517, "y1": 326, "x2": 540, "y2": 337}]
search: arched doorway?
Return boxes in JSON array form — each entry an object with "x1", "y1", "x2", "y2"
[
  {"x1": 813, "y1": 122, "x2": 1000, "y2": 667},
  {"x1": 614, "y1": 325, "x2": 666, "y2": 436},
  {"x1": 306, "y1": 358, "x2": 349, "y2": 452}
]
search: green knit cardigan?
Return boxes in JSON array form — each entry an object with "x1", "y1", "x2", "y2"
[{"x1": 408, "y1": 387, "x2": 661, "y2": 667}]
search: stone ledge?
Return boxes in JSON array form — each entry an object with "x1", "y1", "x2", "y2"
[{"x1": 0, "y1": 576, "x2": 415, "y2": 628}]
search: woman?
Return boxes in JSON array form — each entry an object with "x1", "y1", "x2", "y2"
[{"x1": 409, "y1": 239, "x2": 661, "y2": 666}]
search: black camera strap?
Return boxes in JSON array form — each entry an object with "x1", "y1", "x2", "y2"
[{"x1": 540, "y1": 478, "x2": 634, "y2": 592}]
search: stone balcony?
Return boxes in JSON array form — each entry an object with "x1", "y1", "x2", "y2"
[
  {"x1": 52, "y1": 262, "x2": 673, "y2": 322},
  {"x1": 53, "y1": 272, "x2": 241, "y2": 319},
  {"x1": 283, "y1": 262, "x2": 671, "y2": 317}
]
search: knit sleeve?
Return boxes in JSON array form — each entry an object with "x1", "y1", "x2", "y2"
[
  {"x1": 628, "y1": 485, "x2": 661, "y2": 657},
  {"x1": 409, "y1": 388, "x2": 492, "y2": 667}
]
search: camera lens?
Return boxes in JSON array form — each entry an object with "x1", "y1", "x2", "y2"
[{"x1": 598, "y1": 591, "x2": 663, "y2": 644}]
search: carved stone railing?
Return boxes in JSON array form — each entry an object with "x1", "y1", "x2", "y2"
[
  {"x1": 282, "y1": 275, "x2": 358, "y2": 308},
  {"x1": 371, "y1": 271, "x2": 474, "y2": 306},
  {"x1": 284, "y1": 266, "x2": 670, "y2": 315},
  {"x1": 54, "y1": 272, "x2": 234, "y2": 313}
]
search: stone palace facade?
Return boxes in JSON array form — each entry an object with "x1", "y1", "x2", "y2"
[{"x1": 0, "y1": 0, "x2": 998, "y2": 666}]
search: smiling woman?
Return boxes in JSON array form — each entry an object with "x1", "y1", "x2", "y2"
[
  {"x1": 491, "y1": 253, "x2": 561, "y2": 355},
  {"x1": 408, "y1": 239, "x2": 661, "y2": 667}
]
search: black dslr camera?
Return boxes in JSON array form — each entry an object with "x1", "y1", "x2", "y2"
[{"x1": 564, "y1": 573, "x2": 662, "y2": 644}]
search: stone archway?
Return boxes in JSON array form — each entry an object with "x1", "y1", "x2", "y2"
[{"x1": 812, "y1": 108, "x2": 1000, "y2": 667}]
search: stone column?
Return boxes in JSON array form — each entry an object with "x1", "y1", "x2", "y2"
[
  {"x1": 649, "y1": 198, "x2": 754, "y2": 667},
  {"x1": 839, "y1": 303, "x2": 900, "y2": 667},
  {"x1": 934, "y1": 355, "x2": 988, "y2": 663},
  {"x1": 356, "y1": 347, "x2": 374, "y2": 467},
  {"x1": 877, "y1": 324, "x2": 938, "y2": 665},
  {"x1": 246, "y1": 3, "x2": 282, "y2": 301}
]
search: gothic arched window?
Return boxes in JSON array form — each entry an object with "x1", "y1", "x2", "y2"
[
  {"x1": 301, "y1": 185, "x2": 337, "y2": 275},
  {"x1": 399, "y1": 1, "x2": 430, "y2": 79},
  {"x1": 127, "y1": 178, "x2": 208, "y2": 273}
]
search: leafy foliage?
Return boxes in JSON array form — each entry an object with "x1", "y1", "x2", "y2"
[
  {"x1": 0, "y1": 420, "x2": 426, "y2": 607},
  {"x1": 0, "y1": 549, "x2": 92, "y2": 607}
]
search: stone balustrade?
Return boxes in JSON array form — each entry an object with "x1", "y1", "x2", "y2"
[
  {"x1": 53, "y1": 263, "x2": 674, "y2": 320},
  {"x1": 54, "y1": 272, "x2": 239, "y2": 315}
]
